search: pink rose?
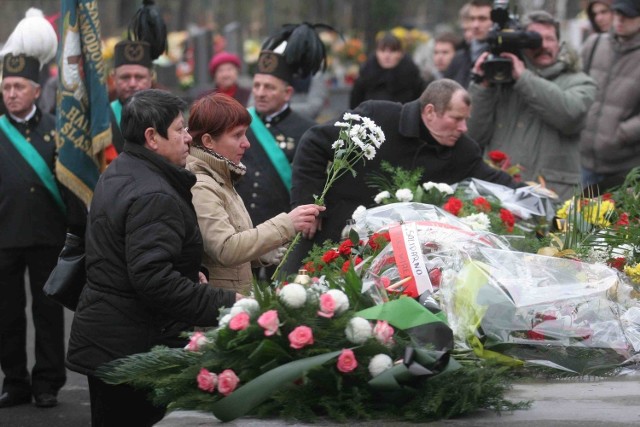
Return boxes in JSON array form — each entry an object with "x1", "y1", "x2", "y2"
[
  {"x1": 337, "y1": 349, "x2": 358, "y2": 373},
  {"x1": 257, "y1": 310, "x2": 280, "y2": 336},
  {"x1": 288, "y1": 325, "x2": 314, "y2": 349},
  {"x1": 196, "y1": 368, "x2": 217, "y2": 393},
  {"x1": 373, "y1": 320, "x2": 395, "y2": 345},
  {"x1": 229, "y1": 311, "x2": 250, "y2": 331},
  {"x1": 217, "y1": 369, "x2": 240, "y2": 396},
  {"x1": 317, "y1": 293, "x2": 336, "y2": 318},
  {"x1": 186, "y1": 331, "x2": 208, "y2": 351}
]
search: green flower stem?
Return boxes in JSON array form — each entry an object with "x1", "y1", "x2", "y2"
[{"x1": 271, "y1": 231, "x2": 302, "y2": 281}]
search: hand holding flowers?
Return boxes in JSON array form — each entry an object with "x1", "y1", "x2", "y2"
[{"x1": 272, "y1": 113, "x2": 385, "y2": 280}]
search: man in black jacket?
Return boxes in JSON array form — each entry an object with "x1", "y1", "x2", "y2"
[
  {"x1": 67, "y1": 89, "x2": 238, "y2": 427},
  {"x1": 282, "y1": 79, "x2": 520, "y2": 275},
  {"x1": 0, "y1": 8, "x2": 66, "y2": 410}
]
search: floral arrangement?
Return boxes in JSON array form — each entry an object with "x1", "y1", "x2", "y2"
[
  {"x1": 96, "y1": 277, "x2": 525, "y2": 422},
  {"x1": 272, "y1": 113, "x2": 385, "y2": 280},
  {"x1": 388, "y1": 26, "x2": 430, "y2": 55},
  {"x1": 367, "y1": 163, "x2": 537, "y2": 238}
]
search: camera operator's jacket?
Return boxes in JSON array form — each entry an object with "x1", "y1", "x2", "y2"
[
  {"x1": 467, "y1": 47, "x2": 597, "y2": 201},
  {"x1": 580, "y1": 30, "x2": 640, "y2": 177}
]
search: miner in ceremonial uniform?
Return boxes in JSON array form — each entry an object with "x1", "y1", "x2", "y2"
[
  {"x1": 0, "y1": 8, "x2": 66, "y2": 409},
  {"x1": 105, "y1": 0, "x2": 167, "y2": 164},
  {"x1": 235, "y1": 23, "x2": 328, "y2": 279}
]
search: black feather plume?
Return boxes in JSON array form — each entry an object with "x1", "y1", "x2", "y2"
[
  {"x1": 262, "y1": 22, "x2": 339, "y2": 78},
  {"x1": 128, "y1": 0, "x2": 167, "y2": 60}
]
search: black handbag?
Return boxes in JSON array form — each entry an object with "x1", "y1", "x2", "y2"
[{"x1": 43, "y1": 232, "x2": 86, "y2": 311}]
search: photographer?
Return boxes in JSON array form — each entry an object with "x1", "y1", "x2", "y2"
[{"x1": 467, "y1": 10, "x2": 596, "y2": 201}]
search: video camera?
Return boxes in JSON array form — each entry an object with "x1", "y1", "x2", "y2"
[{"x1": 482, "y1": 0, "x2": 542, "y2": 84}]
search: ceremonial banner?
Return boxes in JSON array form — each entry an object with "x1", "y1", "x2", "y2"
[{"x1": 56, "y1": 0, "x2": 111, "y2": 205}]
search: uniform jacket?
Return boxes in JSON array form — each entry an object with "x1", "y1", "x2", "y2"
[
  {"x1": 235, "y1": 107, "x2": 315, "y2": 228},
  {"x1": 0, "y1": 109, "x2": 66, "y2": 248},
  {"x1": 187, "y1": 147, "x2": 295, "y2": 294},
  {"x1": 290, "y1": 99, "x2": 518, "y2": 246},
  {"x1": 580, "y1": 31, "x2": 640, "y2": 175},
  {"x1": 349, "y1": 54, "x2": 425, "y2": 109},
  {"x1": 468, "y1": 48, "x2": 597, "y2": 200},
  {"x1": 67, "y1": 142, "x2": 235, "y2": 376}
]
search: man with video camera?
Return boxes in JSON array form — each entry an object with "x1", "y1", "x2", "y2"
[{"x1": 467, "y1": 9, "x2": 597, "y2": 201}]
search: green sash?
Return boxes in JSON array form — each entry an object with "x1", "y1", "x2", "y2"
[
  {"x1": 0, "y1": 115, "x2": 66, "y2": 214},
  {"x1": 248, "y1": 107, "x2": 292, "y2": 191},
  {"x1": 110, "y1": 100, "x2": 122, "y2": 129}
]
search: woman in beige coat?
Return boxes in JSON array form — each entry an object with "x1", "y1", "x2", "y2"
[{"x1": 186, "y1": 93, "x2": 324, "y2": 294}]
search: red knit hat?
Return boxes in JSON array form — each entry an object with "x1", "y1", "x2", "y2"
[{"x1": 208, "y1": 51, "x2": 241, "y2": 76}]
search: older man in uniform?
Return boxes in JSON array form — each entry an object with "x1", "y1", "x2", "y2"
[{"x1": 0, "y1": 8, "x2": 66, "y2": 409}]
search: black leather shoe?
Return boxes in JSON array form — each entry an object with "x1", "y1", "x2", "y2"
[
  {"x1": 0, "y1": 392, "x2": 31, "y2": 408},
  {"x1": 34, "y1": 393, "x2": 57, "y2": 408}
]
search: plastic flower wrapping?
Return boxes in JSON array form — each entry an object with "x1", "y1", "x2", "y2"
[{"x1": 352, "y1": 203, "x2": 640, "y2": 373}]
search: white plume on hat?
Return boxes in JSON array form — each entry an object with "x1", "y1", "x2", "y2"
[{"x1": 0, "y1": 8, "x2": 58, "y2": 69}]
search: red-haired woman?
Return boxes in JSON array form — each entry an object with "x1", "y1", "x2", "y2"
[{"x1": 186, "y1": 93, "x2": 324, "y2": 294}]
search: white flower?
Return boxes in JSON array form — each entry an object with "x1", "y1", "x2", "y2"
[
  {"x1": 326, "y1": 289, "x2": 349, "y2": 315},
  {"x1": 395, "y1": 188, "x2": 414, "y2": 202},
  {"x1": 279, "y1": 283, "x2": 307, "y2": 308},
  {"x1": 352, "y1": 205, "x2": 366, "y2": 219},
  {"x1": 368, "y1": 354, "x2": 393, "y2": 377},
  {"x1": 232, "y1": 298, "x2": 260, "y2": 316},
  {"x1": 218, "y1": 314, "x2": 232, "y2": 328},
  {"x1": 343, "y1": 112, "x2": 362, "y2": 121},
  {"x1": 331, "y1": 139, "x2": 345, "y2": 150},
  {"x1": 345, "y1": 317, "x2": 373, "y2": 344},
  {"x1": 363, "y1": 145, "x2": 376, "y2": 160},
  {"x1": 435, "y1": 183, "x2": 454, "y2": 195},
  {"x1": 422, "y1": 182, "x2": 437, "y2": 191},
  {"x1": 460, "y1": 212, "x2": 491, "y2": 232},
  {"x1": 334, "y1": 121, "x2": 350, "y2": 128},
  {"x1": 374, "y1": 191, "x2": 391, "y2": 204},
  {"x1": 351, "y1": 135, "x2": 366, "y2": 150}
]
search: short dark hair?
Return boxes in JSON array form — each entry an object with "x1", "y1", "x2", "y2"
[
  {"x1": 188, "y1": 93, "x2": 252, "y2": 146},
  {"x1": 419, "y1": 78, "x2": 470, "y2": 114},
  {"x1": 523, "y1": 10, "x2": 560, "y2": 40},
  {"x1": 121, "y1": 89, "x2": 186, "y2": 145},
  {"x1": 469, "y1": 0, "x2": 493, "y2": 8},
  {"x1": 435, "y1": 32, "x2": 462, "y2": 50},
  {"x1": 375, "y1": 32, "x2": 403, "y2": 52}
]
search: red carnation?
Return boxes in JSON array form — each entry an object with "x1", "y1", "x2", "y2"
[
  {"x1": 368, "y1": 232, "x2": 391, "y2": 251},
  {"x1": 472, "y1": 197, "x2": 491, "y2": 213},
  {"x1": 616, "y1": 212, "x2": 629, "y2": 227},
  {"x1": 443, "y1": 197, "x2": 463, "y2": 216},
  {"x1": 338, "y1": 239, "x2": 354, "y2": 256},
  {"x1": 499, "y1": 208, "x2": 515, "y2": 232},
  {"x1": 304, "y1": 261, "x2": 316, "y2": 273},
  {"x1": 488, "y1": 150, "x2": 507, "y2": 165},
  {"x1": 608, "y1": 257, "x2": 627, "y2": 271},
  {"x1": 322, "y1": 250, "x2": 340, "y2": 264}
]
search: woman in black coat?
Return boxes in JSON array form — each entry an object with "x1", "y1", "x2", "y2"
[{"x1": 349, "y1": 32, "x2": 426, "y2": 109}]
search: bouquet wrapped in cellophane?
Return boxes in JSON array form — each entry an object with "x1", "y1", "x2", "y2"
[{"x1": 354, "y1": 203, "x2": 640, "y2": 374}]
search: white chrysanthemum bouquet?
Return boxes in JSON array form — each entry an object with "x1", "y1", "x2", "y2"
[{"x1": 272, "y1": 113, "x2": 385, "y2": 280}]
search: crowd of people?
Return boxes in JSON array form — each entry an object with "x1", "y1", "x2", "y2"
[{"x1": 1, "y1": 0, "x2": 639, "y2": 425}]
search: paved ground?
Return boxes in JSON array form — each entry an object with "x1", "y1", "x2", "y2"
[{"x1": 1, "y1": 284, "x2": 639, "y2": 426}]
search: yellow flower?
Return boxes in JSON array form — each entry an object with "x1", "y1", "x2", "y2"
[
  {"x1": 583, "y1": 199, "x2": 615, "y2": 227},
  {"x1": 556, "y1": 199, "x2": 573, "y2": 219},
  {"x1": 623, "y1": 263, "x2": 640, "y2": 284}
]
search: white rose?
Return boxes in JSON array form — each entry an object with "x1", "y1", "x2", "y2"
[
  {"x1": 395, "y1": 188, "x2": 414, "y2": 202},
  {"x1": 368, "y1": 354, "x2": 393, "y2": 377},
  {"x1": 326, "y1": 289, "x2": 349, "y2": 315},
  {"x1": 345, "y1": 317, "x2": 373, "y2": 344},
  {"x1": 422, "y1": 182, "x2": 436, "y2": 191},
  {"x1": 278, "y1": 283, "x2": 307, "y2": 308},
  {"x1": 374, "y1": 191, "x2": 391, "y2": 204},
  {"x1": 460, "y1": 212, "x2": 490, "y2": 232}
]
